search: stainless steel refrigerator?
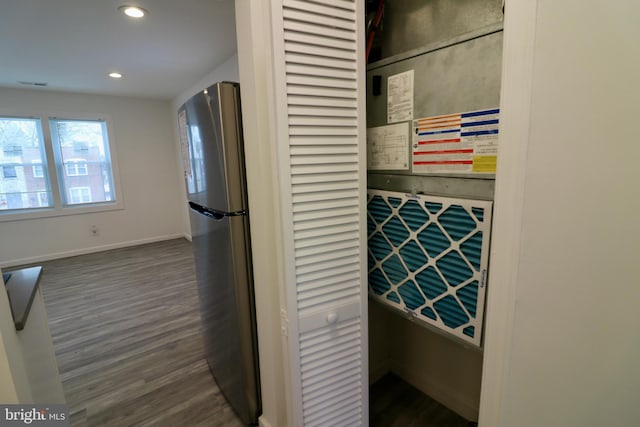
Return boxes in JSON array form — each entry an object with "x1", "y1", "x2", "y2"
[{"x1": 179, "y1": 81, "x2": 261, "y2": 425}]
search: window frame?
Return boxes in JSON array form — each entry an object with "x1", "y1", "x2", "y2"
[
  {"x1": 68, "y1": 186, "x2": 92, "y2": 204},
  {"x1": 2, "y1": 165, "x2": 17, "y2": 179},
  {"x1": 31, "y1": 160, "x2": 44, "y2": 178},
  {"x1": 0, "y1": 111, "x2": 123, "y2": 222},
  {"x1": 37, "y1": 191, "x2": 49, "y2": 207},
  {"x1": 64, "y1": 159, "x2": 89, "y2": 177}
]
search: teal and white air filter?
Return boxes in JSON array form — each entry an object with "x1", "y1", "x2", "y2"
[{"x1": 367, "y1": 189, "x2": 492, "y2": 346}]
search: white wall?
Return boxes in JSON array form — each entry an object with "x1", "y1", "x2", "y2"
[
  {"x1": 0, "y1": 87, "x2": 185, "y2": 267},
  {"x1": 481, "y1": 1, "x2": 640, "y2": 426},
  {"x1": 235, "y1": 1, "x2": 290, "y2": 426},
  {"x1": 369, "y1": 300, "x2": 482, "y2": 421},
  {"x1": 386, "y1": 307, "x2": 482, "y2": 421},
  {"x1": 171, "y1": 54, "x2": 240, "y2": 113}
]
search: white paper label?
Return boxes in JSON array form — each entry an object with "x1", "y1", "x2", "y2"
[
  {"x1": 387, "y1": 70, "x2": 414, "y2": 124},
  {"x1": 367, "y1": 123, "x2": 409, "y2": 170}
]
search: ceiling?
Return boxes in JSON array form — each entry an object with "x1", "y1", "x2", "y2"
[{"x1": 0, "y1": 0, "x2": 237, "y2": 100}]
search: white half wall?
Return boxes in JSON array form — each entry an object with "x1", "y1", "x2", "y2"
[
  {"x1": 481, "y1": 1, "x2": 640, "y2": 426},
  {"x1": 0, "y1": 87, "x2": 185, "y2": 267}
]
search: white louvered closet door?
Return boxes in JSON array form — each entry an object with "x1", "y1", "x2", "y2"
[{"x1": 270, "y1": 0, "x2": 368, "y2": 426}]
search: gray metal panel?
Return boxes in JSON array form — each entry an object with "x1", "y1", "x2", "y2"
[
  {"x1": 379, "y1": 0, "x2": 503, "y2": 59},
  {"x1": 189, "y1": 208, "x2": 260, "y2": 424},
  {"x1": 367, "y1": 31, "x2": 503, "y2": 129},
  {"x1": 366, "y1": 30, "x2": 502, "y2": 198},
  {"x1": 182, "y1": 82, "x2": 247, "y2": 212},
  {"x1": 368, "y1": 173, "x2": 495, "y2": 201}
]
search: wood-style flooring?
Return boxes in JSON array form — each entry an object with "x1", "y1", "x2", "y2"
[
  {"x1": 33, "y1": 238, "x2": 475, "y2": 426},
  {"x1": 36, "y1": 238, "x2": 244, "y2": 427},
  {"x1": 370, "y1": 373, "x2": 474, "y2": 427}
]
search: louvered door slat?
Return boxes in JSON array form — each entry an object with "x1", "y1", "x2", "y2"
[
  {"x1": 293, "y1": 198, "x2": 358, "y2": 215},
  {"x1": 287, "y1": 85, "x2": 356, "y2": 99},
  {"x1": 284, "y1": 20, "x2": 355, "y2": 41},
  {"x1": 286, "y1": 53, "x2": 356, "y2": 72},
  {"x1": 296, "y1": 240, "x2": 360, "y2": 259},
  {"x1": 295, "y1": 0, "x2": 356, "y2": 12},
  {"x1": 303, "y1": 373, "x2": 361, "y2": 405},
  {"x1": 287, "y1": 64, "x2": 356, "y2": 81},
  {"x1": 292, "y1": 179, "x2": 359, "y2": 193},
  {"x1": 289, "y1": 117, "x2": 357, "y2": 127},
  {"x1": 291, "y1": 170, "x2": 358, "y2": 183},
  {"x1": 297, "y1": 246, "x2": 359, "y2": 266},
  {"x1": 295, "y1": 214, "x2": 358, "y2": 232},
  {"x1": 302, "y1": 334, "x2": 361, "y2": 363},
  {"x1": 291, "y1": 162, "x2": 358, "y2": 174},
  {"x1": 284, "y1": 31, "x2": 356, "y2": 51},
  {"x1": 289, "y1": 108, "x2": 358, "y2": 120},
  {"x1": 298, "y1": 279, "x2": 359, "y2": 299},
  {"x1": 287, "y1": 74, "x2": 356, "y2": 90},
  {"x1": 298, "y1": 282, "x2": 359, "y2": 305},
  {"x1": 272, "y1": 0, "x2": 366, "y2": 424},
  {"x1": 294, "y1": 207, "x2": 359, "y2": 224},
  {"x1": 288, "y1": 96, "x2": 357, "y2": 109},
  {"x1": 297, "y1": 272, "x2": 359, "y2": 294},
  {"x1": 284, "y1": 0, "x2": 354, "y2": 19},
  {"x1": 298, "y1": 289, "x2": 360, "y2": 313},
  {"x1": 286, "y1": 42, "x2": 356, "y2": 61},
  {"x1": 293, "y1": 187, "x2": 357, "y2": 201},
  {"x1": 294, "y1": 232, "x2": 358, "y2": 251}
]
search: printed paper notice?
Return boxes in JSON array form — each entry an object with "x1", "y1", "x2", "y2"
[
  {"x1": 387, "y1": 70, "x2": 414, "y2": 124},
  {"x1": 178, "y1": 110, "x2": 192, "y2": 178},
  {"x1": 367, "y1": 123, "x2": 409, "y2": 170},
  {"x1": 412, "y1": 108, "x2": 500, "y2": 174}
]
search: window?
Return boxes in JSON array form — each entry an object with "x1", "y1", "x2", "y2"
[
  {"x1": 3, "y1": 165, "x2": 17, "y2": 179},
  {"x1": 0, "y1": 115, "x2": 119, "y2": 217},
  {"x1": 0, "y1": 117, "x2": 50, "y2": 211},
  {"x1": 68, "y1": 186, "x2": 92, "y2": 204},
  {"x1": 32, "y1": 160, "x2": 44, "y2": 178},
  {"x1": 3, "y1": 145, "x2": 23, "y2": 155},
  {"x1": 37, "y1": 191, "x2": 49, "y2": 207},
  {"x1": 51, "y1": 119, "x2": 115, "y2": 207},
  {"x1": 65, "y1": 159, "x2": 88, "y2": 176},
  {"x1": 73, "y1": 142, "x2": 89, "y2": 153}
]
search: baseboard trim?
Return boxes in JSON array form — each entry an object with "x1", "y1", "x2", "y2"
[
  {"x1": 258, "y1": 415, "x2": 273, "y2": 427},
  {"x1": 1, "y1": 234, "x2": 188, "y2": 269},
  {"x1": 391, "y1": 363, "x2": 479, "y2": 422}
]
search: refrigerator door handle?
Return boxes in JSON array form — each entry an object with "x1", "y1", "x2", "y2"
[
  {"x1": 189, "y1": 201, "x2": 225, "y2": 220},
  {"x1": 189, "y1": 202, "x2": 246, "y2": 219}
]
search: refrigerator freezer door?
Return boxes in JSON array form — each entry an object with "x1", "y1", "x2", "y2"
[
  {"x1": 189, "y1": 207, "x2": 260, "y2": 425},
  {"x1": 182, "y1": 82, "x2": 247, "y2": 212}
]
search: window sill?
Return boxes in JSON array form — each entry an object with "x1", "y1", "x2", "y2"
[{"x1": 0, "y1": 201, "x2": 124, "y2": 223}]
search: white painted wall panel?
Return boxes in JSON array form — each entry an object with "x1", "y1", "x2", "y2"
[{"x1": 0, "y1": 88, "x2": 184, "y2": 266}]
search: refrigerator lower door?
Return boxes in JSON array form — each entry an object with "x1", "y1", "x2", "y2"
[{"x1": 189, "y1": 207, "x2": 260, "y2": 425}]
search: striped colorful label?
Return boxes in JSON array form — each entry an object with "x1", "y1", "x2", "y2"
[{"x1": 412, "y1": 108, "x2": 499, "y2": 174}]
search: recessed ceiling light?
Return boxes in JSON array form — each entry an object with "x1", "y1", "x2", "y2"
[
  {"x1": 119, "y1": 5, "x2": 147, "y2": 18},
  {"x1": 109, "y1": 72, "x2": 123, "y2": 79}
]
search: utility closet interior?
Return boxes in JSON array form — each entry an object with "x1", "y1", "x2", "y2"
[{"x1": 365, "y1": 0, "x2": 504, "y2": 423}]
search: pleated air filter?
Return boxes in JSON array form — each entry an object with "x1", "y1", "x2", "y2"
[{"x1": 367, "y1": 189, "x2": 493, "y2": 346}]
